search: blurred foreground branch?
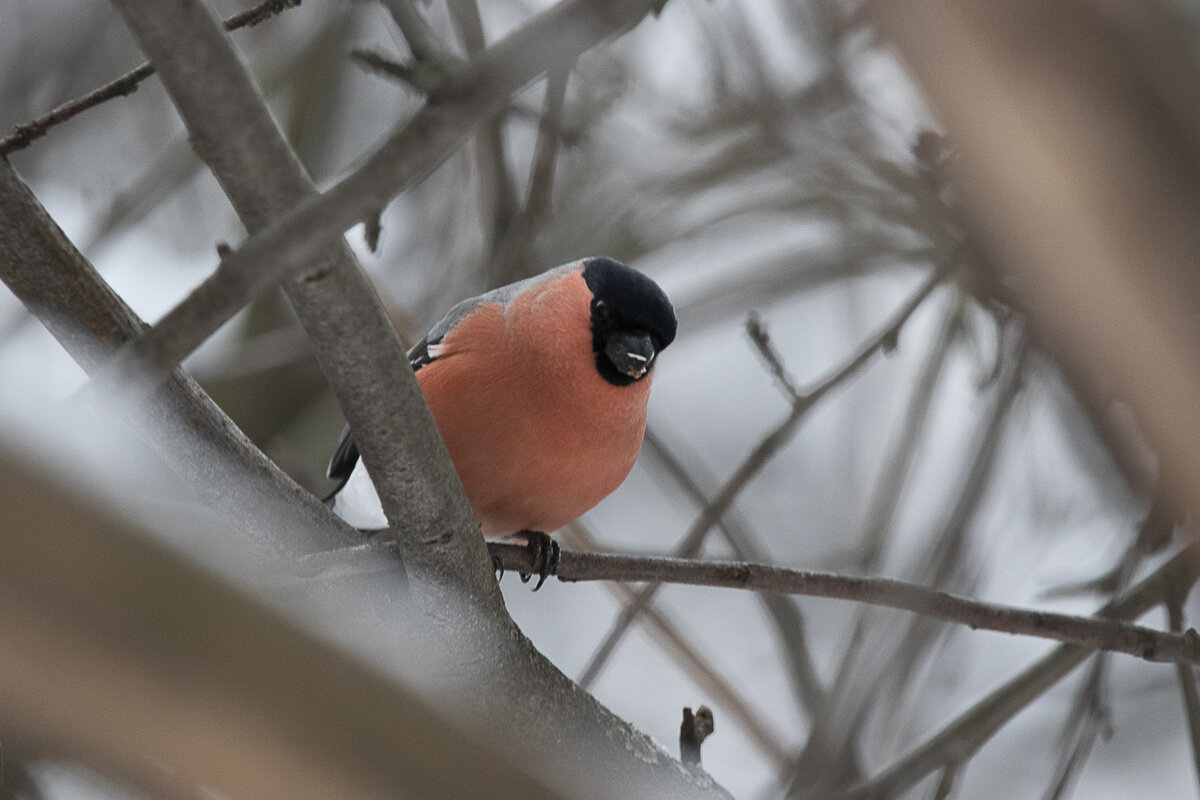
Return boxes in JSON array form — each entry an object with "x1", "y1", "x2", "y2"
[
  {"x1": 873, "y1": 0, "x2": 1200, "y2": 538},
  {"x1": 0, "y1": 159, "x2": 356, "y2": 554},
  {"x1": 0, "y1": 445, "x2": 560, "y2": 800}
]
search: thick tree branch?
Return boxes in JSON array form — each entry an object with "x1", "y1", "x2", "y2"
[
  {"x1": 109, "y1": 0, "x2": 490, "y2": 602},
  {"x1": 489, "y1": 544, "x2": 1200, "y2": 666},
  {"x1": 0, "y1": 158, "x2": 356, "y2": 556}
]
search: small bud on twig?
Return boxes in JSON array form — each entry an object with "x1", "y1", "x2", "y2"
[{"x1": 680, "y1": 705, "x2": 714, "y2": 766}]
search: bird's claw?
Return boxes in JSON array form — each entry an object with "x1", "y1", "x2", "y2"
[
  {"x1": 517, "y1": 531, "x2": 560, "y2": 591},
  {"x1": 491, "y1": 550, "x2": 504, "y2": 581}
]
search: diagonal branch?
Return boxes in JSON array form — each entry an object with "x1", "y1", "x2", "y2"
[
  {"x1": 109, "y1": 0, "x2": 485, "y2": 600},
  {"x1": 96, "y1": 0, "x2": 660, "y2": 401},
  {"x1": 641, "y1": 428, "x2": 827, "y2": 721},
  {"x1": 0, "y1": 0, "x2": 303, "y2": 155},
  {"x1": 489, "y1": 544, "x2": 1200, "y2": 667},
  {"x1": 577, "y1": 267, "x2": 945, "y2": 687},
  {"x1": 0, "y1": 158, "x2": 356, "y2": 556},
  {"x1": 560, "y1": 523, "x2": 793, "y2": 770},
  {"x1": 837, "y1": 545, "x2": 1200, "y2": 800}
]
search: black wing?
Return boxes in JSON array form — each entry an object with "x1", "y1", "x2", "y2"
[{"x1": 322, "y1": 337, "x2": 440, "y2": 503}]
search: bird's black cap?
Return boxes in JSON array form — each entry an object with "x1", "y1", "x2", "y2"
[{"x1": 581, "y1": 257, "x2": 677, "y2": 350}]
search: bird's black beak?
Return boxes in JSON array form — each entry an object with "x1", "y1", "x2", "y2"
[{"x1": 605, "y1": 332, "x2": 656, "y2": 379}]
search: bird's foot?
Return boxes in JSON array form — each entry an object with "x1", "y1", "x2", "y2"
[
  {"x1": 517, "y1": 530, "x2": 559, "y2": 591},
  {"x1": 491, "y1": 550, "x2": 505, "y2": 581}
]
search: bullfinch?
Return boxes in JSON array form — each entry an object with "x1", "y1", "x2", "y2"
[{"x1": 324, "y1": 256, "x2": 677, "y2": 588}]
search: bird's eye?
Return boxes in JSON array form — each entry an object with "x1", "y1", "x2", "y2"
[{"x1": 592, "y1": 299, "x2": 609, "y2": 319}]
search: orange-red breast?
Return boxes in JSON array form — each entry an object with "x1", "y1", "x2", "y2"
[{"x1": 325, "y1": 257, "x2": 676, "y2": 585}]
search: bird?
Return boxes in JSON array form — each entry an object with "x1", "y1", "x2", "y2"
[{"x1": 324, "y1": 256, "x2": 677, "y2": 589}]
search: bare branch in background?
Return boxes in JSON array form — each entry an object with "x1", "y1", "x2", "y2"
[
  {"x1": 640, "y1": 429, "x2": 827, "y2": 721},
  {"x1": 839, "y1": 546, "x2": 1200, "y2": 799},
  {"x1": 490, "y1": 64, "x2": 571, "y2": 284},
  {"x1": 578, "y1": 266, "x2": 946, "y2": 687},
  {"x1": 560, "y1": 523, "x2": 792, "y2": 770},
  {"x1": 379, "y1": 0, "x2": 451, "y2": 65},
  {"x1": 0, "y1": 0, "x2": 303, "y2": 155},
  {"x1": 872, "y1": 0, "x2": 1200, "y2": 534},
  {"x1": 97, "y1": 0, "x2": 661, "y2": 400},
  {"x1": 1168, "y1": 584, "x2": 1200, "y2": 792}
]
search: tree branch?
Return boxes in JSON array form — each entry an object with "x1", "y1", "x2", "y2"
[
  {"x1": 640, "y1": 428, "x2": 827, "y2": 721},
  {"x1": 839, "y1": 544, "x2": 1200, "y2": 799},
  {"x1": 104, "y1": 1, "x2": 731, "y2": 796},
  {"x1": 488, "y1": 544, "x2": 1200, "y2": 667},
  {"x1": 109, "y1": 0, "x2": 485, "y2": 599},
  {"x1": 578, "y1": 267, "x2": 945, "y2": 687},
  {"x1": 0, "y1": 158, "x2": 356, "y2": 556},
  {"x1": 0, "y1": 0, "x2": 303, "y2": 155},
  {"x1": 1168, "y1": 584, "x2": 1200, "y2": 791},
  {"x1": 560, "y1": 523, "x2": 792, "y2": 771},
  {"x1": 871, "y1": 0, "x2": 1200, "y2": 555},
  {"x1": 95, "y1": 0, "x2": 660, "y2": 401}
]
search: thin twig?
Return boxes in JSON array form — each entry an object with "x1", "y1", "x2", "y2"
[
  {"x1": 1168, "y1": 584, "x2": 1200, "y2": 792},
  {"x1": 491, "y1": 63, "x2": 571, "y2": 283},
  {"x1": 932, "y1": 763, "x2": 959, "y2": 800},
  {"x1": 577, "y1": 268, "x2": 944, "y2": 688},
  {"x1": 641, "y1": 428, "x2": 826, "y2": 719},
  {"x1": 378, "y1": 0, "x2": 446, "y2": 64},
  {"x1": 746, "y1": 310, "x2": 803, "y2": 403},
  {"x1": 487, "y1": 544, "x2": 1200, "y2": 666},
  {"x1": 787, "y1": 307, "x2": 960, "y2": 789},
  {"x1": 93, "y1": 0, "x2": 660, "y2": 402},
  {"x1": 0, "y1": 0, "x2": 303, "y2": 155},
  {"x1": 838, "y1": 545, "x2": 1200, "y2": 800},
  {"x1": 448, "y1": 0, "x2": 520, "y2": 284},
  {"x1": 860, "y1": 334, "x2": 1028, "y2": 752},
  {"x1": 559, "y1": 523, "x2": 792, "y2": 770},
  {"x1": 1042, "y1": 492, "x2": 1155, "y2": 800},
  {"x1": 853, "y1": 307, "x2": 959, "y2": 570}
]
